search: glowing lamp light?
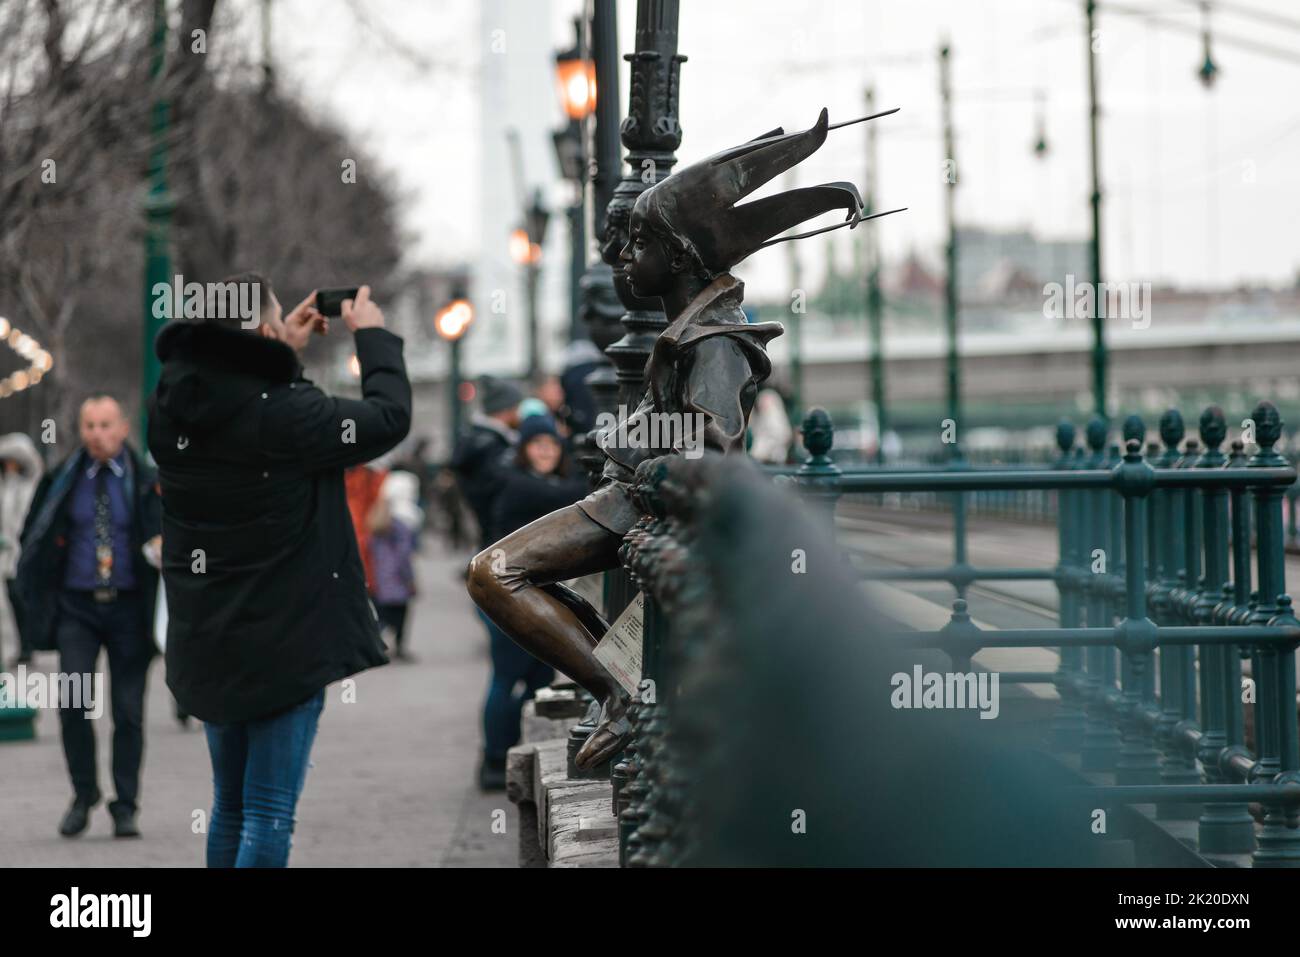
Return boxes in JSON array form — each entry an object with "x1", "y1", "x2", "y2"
[
  {"x1": 509, "y1": 228, "x2": 542, "y2": 266},
  {"x1": 435, "y1": 299, "x2": 474, "y2": 342},
  {"x1": 555, "y1": 56, "x2": 596, "y2": 121},
  {"x1": 348, "y1": 354, "x2": 361, "y2": 378}
]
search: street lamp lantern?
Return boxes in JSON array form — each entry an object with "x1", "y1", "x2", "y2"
[
  {"x1": 437, "y1": 284, "x2": 474, "y2": 441},
  {"x1": 552, "y1": 126, "x2": 585, "y2": 182},
  {"x1": 435, "y1": 297, "x2": 474, "y2": 341},
  {"x1": 1197, "y1": 0, "x2": 1219, "y2": 90},
  {"x1": 555, "y1": 41, "x2": 596, "y2": 121},
  {"x1": 509, "y1": 227, "x2": 541, "y2": 266},
  {"x1": 525, "y1": 191, "x2": 550, "y2": 249},
  {"x1": 1032, "y1": 89, "x2": 1049, "y2": 159}
]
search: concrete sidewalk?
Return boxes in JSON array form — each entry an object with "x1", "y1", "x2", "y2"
[{"x1": 0, "y1": 540, "x2": 517, "y2": 867}]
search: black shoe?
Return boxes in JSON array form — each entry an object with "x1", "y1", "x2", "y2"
[
  {"x1": 109, "y1": 805, "x2": 140, "y2": 838},
  {"x1": 478, "y1": 756, "x2": 507, "y2": 791},
  {"x1": 58, "y1": 798, "x2": 96, "y2": 838}
]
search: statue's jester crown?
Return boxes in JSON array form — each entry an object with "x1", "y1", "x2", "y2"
[{"x1": 636, "y1": 106, "x2": 905, "y2": 276}]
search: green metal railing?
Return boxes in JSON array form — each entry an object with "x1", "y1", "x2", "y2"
[{"x1": 611, "y1": 400, "x2": 1300, "y2": 867}]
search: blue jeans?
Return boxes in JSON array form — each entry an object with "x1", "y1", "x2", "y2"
[
  {"x1": 203, "y1": 690, "x2": 325, "y2": 867},
  {"x1": 479, "y1": 610, "x2": 554, "y2": 761}
]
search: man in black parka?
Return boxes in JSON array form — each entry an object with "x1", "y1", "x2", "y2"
[
  {"x1": 147, "y1": 276, "x2": 409, "y2": 866},
  {"x1": 149, "y1": 279, "x2": 410, "y2": 724}
]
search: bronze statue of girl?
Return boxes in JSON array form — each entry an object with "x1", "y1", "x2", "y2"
[{"x1": 468, "y1": 108, "x2": 901, "y2": 768}]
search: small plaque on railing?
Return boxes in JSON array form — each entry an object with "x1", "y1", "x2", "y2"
[{"x1": 593, "y1": 591, "x2": 644, "y2": 696}]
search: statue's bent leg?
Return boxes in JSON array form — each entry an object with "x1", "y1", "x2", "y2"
[{"x1": 467, "y1": 504, "x2": 625, "y2": 710}]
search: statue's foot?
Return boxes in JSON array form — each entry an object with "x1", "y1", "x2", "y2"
[{"x1": 574, "y1": 698, "x2": 632, "y2": 770}]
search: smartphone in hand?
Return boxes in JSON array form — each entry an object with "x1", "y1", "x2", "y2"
[{"x1": 316, "y1": 287, "x2": 360, "y2": 318}]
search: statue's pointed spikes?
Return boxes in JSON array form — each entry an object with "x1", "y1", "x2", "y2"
[
  {"x1": 756, "y1": 206, "x2": 908, "y2": 250},
  {"x1": 827, "y1": 106, "x2": 901, "y2": 131},
  {"x1": 705, "y1": 108, "x2": 830, "y2": 198},
  {"x1": 725, "y1": 182, "x2": 864, "y2": 263}
]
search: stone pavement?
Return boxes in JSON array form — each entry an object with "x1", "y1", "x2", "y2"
[{"x1": 0, "y1": 540, "x2": 517, "y2": 867}]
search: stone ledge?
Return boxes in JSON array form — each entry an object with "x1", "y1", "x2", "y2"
[{"x1": 506, "y1": 735, "x2": 618, "y2": 868}]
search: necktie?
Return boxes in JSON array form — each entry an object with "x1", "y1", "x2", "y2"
[{"x1": 94, "y1": 467, "x2": 114, "y2": 588}]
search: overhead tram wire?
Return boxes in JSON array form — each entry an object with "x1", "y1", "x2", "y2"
[
  {"x1": 1048, "y1": 0, "x2": 1300, "y2": 66},
  {"x1": 1172, "y1": 0, "x2": 1300, "y2": 35}
]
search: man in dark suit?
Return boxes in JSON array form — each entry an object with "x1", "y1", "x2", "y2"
[{"x1": 17, "y1": 394, "x2": 161, "y2": 838}]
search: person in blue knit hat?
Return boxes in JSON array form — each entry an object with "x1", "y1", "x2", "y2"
[{"x1": 476, "y1": 414, "x2": 588, "y2": 789}]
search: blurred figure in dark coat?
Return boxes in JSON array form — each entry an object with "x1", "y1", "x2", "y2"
[
  {"x1": 449, "y1": 376, "x2": 521, "y2": 550},
  {"x1": 477, "y1": 414, "x2": 588, "y2": 790}
]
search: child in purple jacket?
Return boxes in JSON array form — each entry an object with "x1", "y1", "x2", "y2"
[{"x1": 367, "y1": 470, "x2": 422, "y2": 661}]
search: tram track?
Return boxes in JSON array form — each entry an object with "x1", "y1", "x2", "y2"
[{"x1": 835, "y1": 509, "x2": 1062, "y2": 624}]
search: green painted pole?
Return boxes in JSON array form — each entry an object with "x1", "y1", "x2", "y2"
[
  {"x1": 1192, "y1": 407, "x2": 1256, "y2": 852},
  {"x1": 1085, "y1": 0, "x2": 1107, "y2": 421},
  {"x1": 939, "y1": 42, "x2": 961, "y2": 447},
  {"x1": 1114, "y1": 438, "x2": 1161, "y2": 786},
  {"x1": 140, "y1": 0, "x2": 171, "y2": 450},
  {"x1": 864, "y1": 86, "x2": 886, "y2": 464},
  {"x1": 448, "y1": 337, "x2": 462, "y2": 441},
  {"x1": 1246, "y1": 401, "x2": 1300, "y2": 866},
  {"x1": 1150, "y1": 411, "x2": 1201, "y2": 816},
  {"x1": 786, "y1": 169, "x2": 803, "y2": 424},
  {"x1": 1080, "y1": 418, "x2": 1120, "y2": 771},
  {"x1": 1051, "y1": 421, "x2": 1087, "y2": 750}
]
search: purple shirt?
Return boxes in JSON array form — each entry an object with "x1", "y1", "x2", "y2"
[
  {"x1": 63, "y1": 450, "x2": 137, "y2": 590},
  {"x1": 368, "y1": 520, "x2": 416, "y2": 605}
]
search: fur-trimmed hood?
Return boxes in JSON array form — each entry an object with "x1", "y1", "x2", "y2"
[{"x1": 152, "y1": 320, "x2": 300, "y2": 436}]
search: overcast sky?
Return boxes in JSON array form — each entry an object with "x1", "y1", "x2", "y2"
[{"x1": 227, "y1": 0, "x2": 1300, "y2": 297}]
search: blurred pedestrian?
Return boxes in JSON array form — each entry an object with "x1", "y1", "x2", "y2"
[
  {"x1": 392, "y1": 437, "x2": 435, "y2": 528},
  {"x1": 748, "y1": 387, "x2": 794, "y2": 464},
  {"x1": 367, "y1": 470, "x2": 422, "y2": 662},
  {"x1": 345, "y1": 459, "x2": 389, "y2": 592},
  {"x1": 558, "y1": 338, "x2": 604, "y2": 437},
  {"x1": 477, "y1": 414, "x2": 589, "y2": 790},
  {"x1": 15, "y1": 395, "x2": 161, "y2": 839},
  {"x1": 533, "y1": 374, "x2": 570, "y2": 437},
  {"x1": 0, "y1": 432, "x2": 42, "y2": 667},
  {"x1": 431, "y1": 464, "x2": 471, "y2": 551},
  {"x1": 449, "y1": 376, "x2": 520, "y2": 550},
  {"x1": 148, "y1": 277, "x2": 410, "y2": 867},
  {"x1": 517, "y1": 397, "x2": 550, "y2": 422}
]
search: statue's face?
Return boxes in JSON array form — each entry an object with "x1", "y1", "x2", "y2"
[
  {"x1": 621, "y1": 208, "x2": 674, "y2": 298},
  {"x1": 600, "y1": 208, "x2": 626, "y2": 268}
]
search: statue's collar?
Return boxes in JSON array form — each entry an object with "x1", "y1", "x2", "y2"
[{"x1": 660, "y1": 274, "x2": 744, "y2": 345}]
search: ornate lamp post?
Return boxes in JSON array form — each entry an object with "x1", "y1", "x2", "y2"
[
  {"x1": 553, "y1": 17, "x2": 596, "y2": 341},
  {"x1": 435, "y1": 291, "x2": 474, "y2": 441},
  {"x1": 577, "y1": 0, "x2": 626, "y2": 440},
  {"x1": 600, "y1": 0, "x2": 684, "y2": 427},
  {"x1": 592, "y1": 0, "x2": 683, "y2": 824},
  {"x1": 509, "y1": 192, "x2": 548, "y2": 380}
]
